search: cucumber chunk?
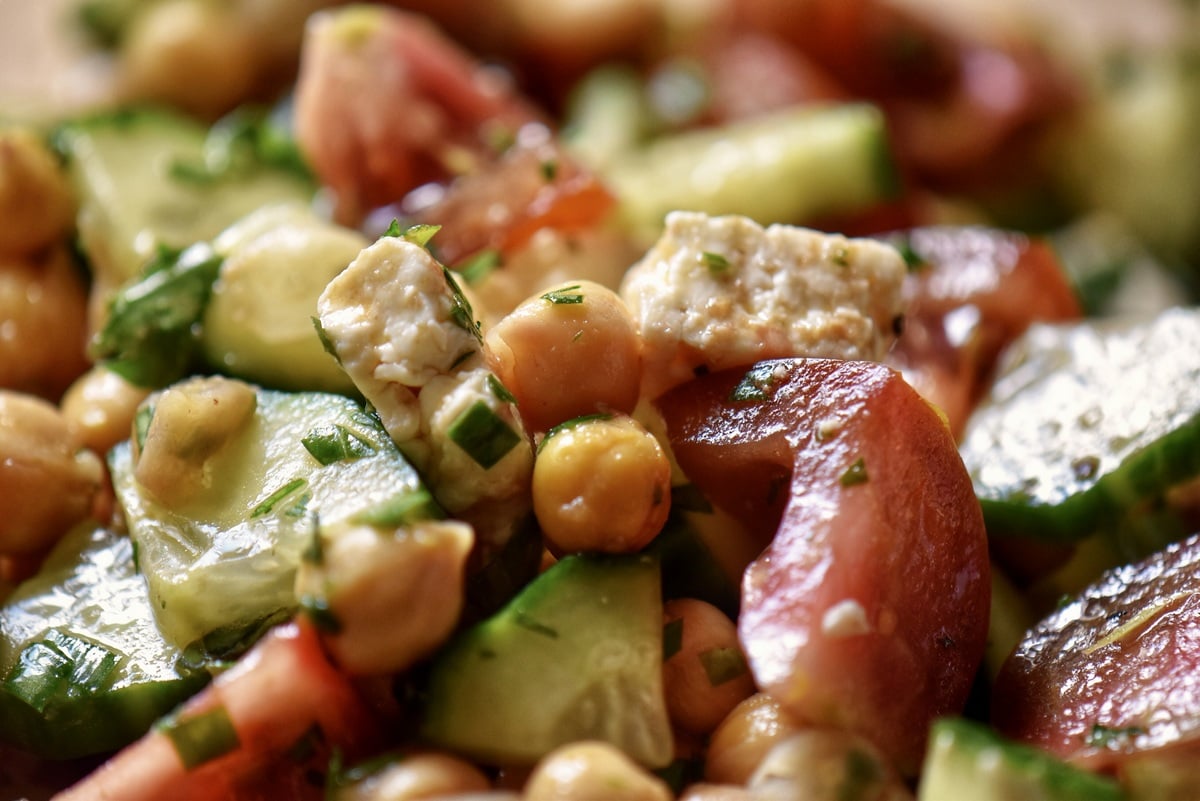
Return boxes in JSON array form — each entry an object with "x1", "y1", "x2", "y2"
[
  {"x1": 918, "y1": 718, "x2": 1124, "y2": 801},
  {"x1": 109, "y1": 389, "x2": 431, "y2": 648},
  {"x1": 54, "y1": 108, "x2": 313, "y2": 298},
  {"x1": 421, "y1": 554, "x2": 673, "y2": 768},
  {"x1": 603, "y1": 103, "x2": 899, "y2": 243},
  {"x1": 959, "y1": 307, "x2": 1200, "y2": 545},
  {"x1": 0, "y1": 525, "x2": 208, "y2": 758}
]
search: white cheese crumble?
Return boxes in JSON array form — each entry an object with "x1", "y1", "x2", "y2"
[
  {"x1": 619, "y1": 211, "x2": 907, "y2": 397},
  {"x1": 821, "y1": 599, "x2": 873, "y2": 638}
]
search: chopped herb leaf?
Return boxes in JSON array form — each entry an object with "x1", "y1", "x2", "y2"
[
  {"x1": 353, "y1": 487, "x2": 445, "y2": 528},
  {"x1": 663, "y1": 618, "x2": 684, "y2": 661},
  {"x1": 514, "y1": 612, "x2": 558, "y2": 639},
  {"x1": 1086, "y1": 723, "x2": 1144, "y2": 749},
  {"x1": 301, "y1": 424, "x2": 376, "y2": 465},
  {"x1": 450, "y1": 349, "x2": 476, "y2": 370},
  {"x1": 540, "y1": 413, "x2": 612, "y2": 452},
  {"x1": 830, "y1": 244, "x2": 850, "y2": 266},
  {"x1": 540, "y1": 160, "x2": 558, "y2": 181},
  {"x1": 250, "y1": 478, "x2": 309, "y2": 518},
  {"x1": 840, "y1": 458, "x2": 869, "y2": 487},
  {"x1": 487, "y1": 374, "x2": 518, "y2": 404},
  {"x1": 168, "y1": 107, "x2": 314, "y2": 187},
  {"x1": 443, "y1": 267, "x2": 483, "y2": 344},
  {"x1": 312, "y1": 317, "x2": 342, "y2": 363},
  {"x1": 456, "y1": 248, "x2": 502, "y2": 285},
  {"x1": 698, "y1": 646, "x2": 748, "y2": 687},
  {"x1": 159, "y1": 705, "x2": 241, "y2": 769},
  {"x1": 701, "y1": 251, "x2": 730, "y2": 274},
  {"x1": 540, "y1": 284, "x2": 585, "y2": 305},
  {"x1": 302, "y1": 519, "x2": 324, "y2": 566},
  {"x1": 299, "y1": 595, "x2": 342, "y2": 634},
  {"x1": 92, "y1": 243, "x2": 223, "y2": 388},
  {"x1": 133, "y1": 403, "x2": 155, "y2": 452},
  {"x1": 448, "y1": 401, "x2": 522, "y2": 468},
  {"x1": 729, "y1": 363, "x2": 782, "y2": 402}
]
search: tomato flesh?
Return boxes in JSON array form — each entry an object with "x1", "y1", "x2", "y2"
[
  {"x1": 993, "y1": 532, "x2": 1200, "y2": 773},
  {"x1": 658, "y1": 358, "x2": 990, "y2": 774}
]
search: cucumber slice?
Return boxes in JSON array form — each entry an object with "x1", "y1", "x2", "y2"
[
  {"x1": 959, "y1": 307, "x2": 1200, "y2": 545},
  {"x1": 421, "y1": 554, "x2": 673, "y2": 768},
  {"x1": 54, "y1": 109, "x2": 313, "y2": 297},
  {"x1": 109, "y1": 389, "x2": 431, "y2": 648},
  {"x1": 0, "y1": 524, "x2": 208, "y2": 758},
  {"x1": 603, "y1": 103, "x2": 899, "y2": 243},
  {"x1": 919, "y1": 718, "x2": 1124, "y2": 801}
]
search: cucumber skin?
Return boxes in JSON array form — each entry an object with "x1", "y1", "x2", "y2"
[{"x1": 420, "y1": 554, "x2": 673, "y2": 768}]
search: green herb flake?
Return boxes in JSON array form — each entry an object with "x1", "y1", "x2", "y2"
[
  {"x1": 729, "y1": 363, "x2": 782, "y2": 402},
  {"x1": 539, "y1": 413, "x2": 612, "y2": 452},
  {"x1": 353, "y1": 487, "x2": 445, "y2": 528},
  {"x1": 540, "y1": 160, "x2": 559, "y2": 181},
  {"x1": 840, "y1": 458, "x2": 869, "y2": 487},
  {"x1": 487, "y1": 374, "x2": 518, "y2": 404},
  {"x1": 457, "y1": 248, "x2": 502, "y2": 285},
  {"x1": 662, "y1": 618, "x2": 684, "y2": 661},
  {"x1": 250, "y1": 478, "x2": 309, "y2": 518},
  {"x1": 133, "y1": 403, "x2": 155, "y2": 452},
  {"x1": 540, "y1": 284, "x2": 585, "y2": 305},
  {"x1": 448, "y1": 401, "x2": 522, "y2": 468},
  {"x1": 1086, "y1": 723, "x2": 1144, "y2": 750},
  {"x1": 301, "y1": 424, "x2": 376, "y2": 466},
  {"x1": 830, "y1": 244, "x2": 850, "y2": 266},
  {"x1": 312, "y1": 317, "x2": 342, "y2": 364},
  {"x1": 299, "y1": 595, "x2": 343, "y2": 634},
  {"x1": 443, "y1": 267, "x2": 483, "y2": 344},
  {"x1": 159, "y1": 705, "x2": 241, "y2": 769},
  {"x1": 514, "y1": 611, "x2": 558, "y2": 639},
  {"x1": 698, "y1": 646, "x2": 748, "y2": 687},
  {"x1": 701, "y1": 251, "x2": 730, "y2": 274}
]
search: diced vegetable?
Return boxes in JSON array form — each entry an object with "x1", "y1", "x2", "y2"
[
  {"x1": 959, "y1": 307, "x2": 1200, "y2": 547},
  {"x1": 0, "y1": 524, "x2": 208, "y2": 758},
  {"x1": 109, "y1": 388, "x2": 433, "y2": 648},
  {"x1": 421, "y1": 553, "x2": 673, "y2": 768}
]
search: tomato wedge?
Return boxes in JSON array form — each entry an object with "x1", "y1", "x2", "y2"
[
  {"x1": 54, "y1": 620, "x2": 379, "y2": 801},
  {"x1": 657, "y1": 358, "x2": 989, "y2": 774},
  {"x1": 992, "y1": 531, "x2": 1200, "y2": 775}
]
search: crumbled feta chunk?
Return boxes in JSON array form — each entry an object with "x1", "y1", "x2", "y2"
[{"x1": 620, "y1": 211, "x2": 906, "y2": 397}]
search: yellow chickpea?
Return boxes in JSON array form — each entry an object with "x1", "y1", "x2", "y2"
[
  {"x1": 748, "y1": 731, "x2": 912, "y2": 801},
  {"x1": 532, "y1": 414, "x2": 670, "y2": 554},
  {"x1": 0, "y1": 128, "x2": 76, "y2": 257},
  {"x1": 703, "y1": 693, "x2": 802, "y2": 786},
  {"x1": 119, "y1": 0, "x2": 257, "y2": 119},
  {"x1": 662, "y1": 599, "x2": 755, "y2": 736},
  {"x1": 330, "y1": 751, "x2": 491, "y2": 801},
  {"x1": 0, "y1": 391, "x2": 104, "y2": 555},
  {"x1": 484, "y1": 280, "x2": 642, "y2": 434},
  {"x1": 523, "y1": 741, "x2": 673, "y2": 801},
  {"x1": 0, "y1": 247, "x2": 91, "y2": 400},
  {"x1": 61, "y1": 366, "x2": 153, "y2": 455}
]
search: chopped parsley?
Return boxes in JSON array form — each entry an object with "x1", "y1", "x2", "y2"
[
  {"x1": 353, "y1": 487, "x2": 445, "y2": 528},
  {"x1": 701, "y1": 251, "x2": 731, "y2": 274},
  {"x1": 250, "y1": 478, "x2": 309, "y2": 518},
  {"x1": 443, "y1": 267, "x2": 483, "y2": 344},
  {"x1": 540, "y1": 284, "x2": 585, "y2": 305},
  {"x1": 840, "y1": 458, "x2": 869, "y2": 487},
  {"x1": 457, "y1": 248, "x2": 502, "y2": 285},
  {"x1": 487, "y1": 374, "x2": 518, "y2": 404},
  {"x1": 302, "y1": 424, "x2": 376, "y2": 465},
  {"x1": 539, "y1": 413, "x2": 612, "y2": 452},
  {"x1": 382, "y1": 220, "x2": 441, "y2": 249},
  {"x1": 729, "y1": 363, "x2": 783, "y2": 402}
]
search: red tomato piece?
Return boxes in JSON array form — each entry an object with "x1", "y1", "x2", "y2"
[
  {"x1": 55, "y1": 620, "x2": 380, "y2": 801},
  {"x1": 886, "y1": 226, "x2": 1082, "y2": 439},
  {"x1": 993, "y1": 532, "x2": 1200, "y2": 774},
  {"x1": 657, "y1": 358, "x2": 990, "y2": 775},
  {"x1": 293, "y1": 5, "x2": 539, "y2": 223}
]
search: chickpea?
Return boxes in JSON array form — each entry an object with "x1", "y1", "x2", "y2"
[
  {"x1": 295, "y1": 519, "x2": 474, "y2": 676},
  {"x1": 133, "y1": 376, "x2": 258, "y2": 508},
  {"x1": 703, "y1": 694, "x2": 801, "y2": 786},
  {"x1": 0, "y1": 391, "x2": 104, "y2": 555},
  {"x1": 523, "y1": 741, "x2": 672, "y2": 801},
  {"x1": 119, "y1": 0, "x2": 257, "y2": 119},
  {"x1": 0, "y1": 247, "x2": 91, "y2": 400},
  {"x1": 748, "y1": 731, "x2": 912, "y2": 801},
  {"x1": 662, "y1": 599, "x2": 755, "y2": 736},
  {"x1": 61, "y1": 366, "x2": 153, "y2": 455},
  {"x1": 532, "y1": 414, "x2": 670, "y2": 554},
  {"x1": 331, "y1": 752, "x2": 491, "y2": 801},
  {"x1": 0, "y1": 128, "x2": 75, "y2": 257},
  {"x1": 484, "y1": 280, "x2": 642, "y2": 434}
]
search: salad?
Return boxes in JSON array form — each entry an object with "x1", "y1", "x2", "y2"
[{"x1": 2, "y1": 0, "x2": 1200, "y2": 799}]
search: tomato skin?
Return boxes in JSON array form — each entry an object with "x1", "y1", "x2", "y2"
[
  {"x1": 993, "y1": 532, "x2": 1200, "y2": 773},
  {"x1": 886, "y1": 226, "x2": 1082, "y2": 439},
  {"x1": 54, "y1": 620, "x2": 379, "y2": 801},
  {"x1": 658, "y1": 358, "x2": 989, "y2": 775}
]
